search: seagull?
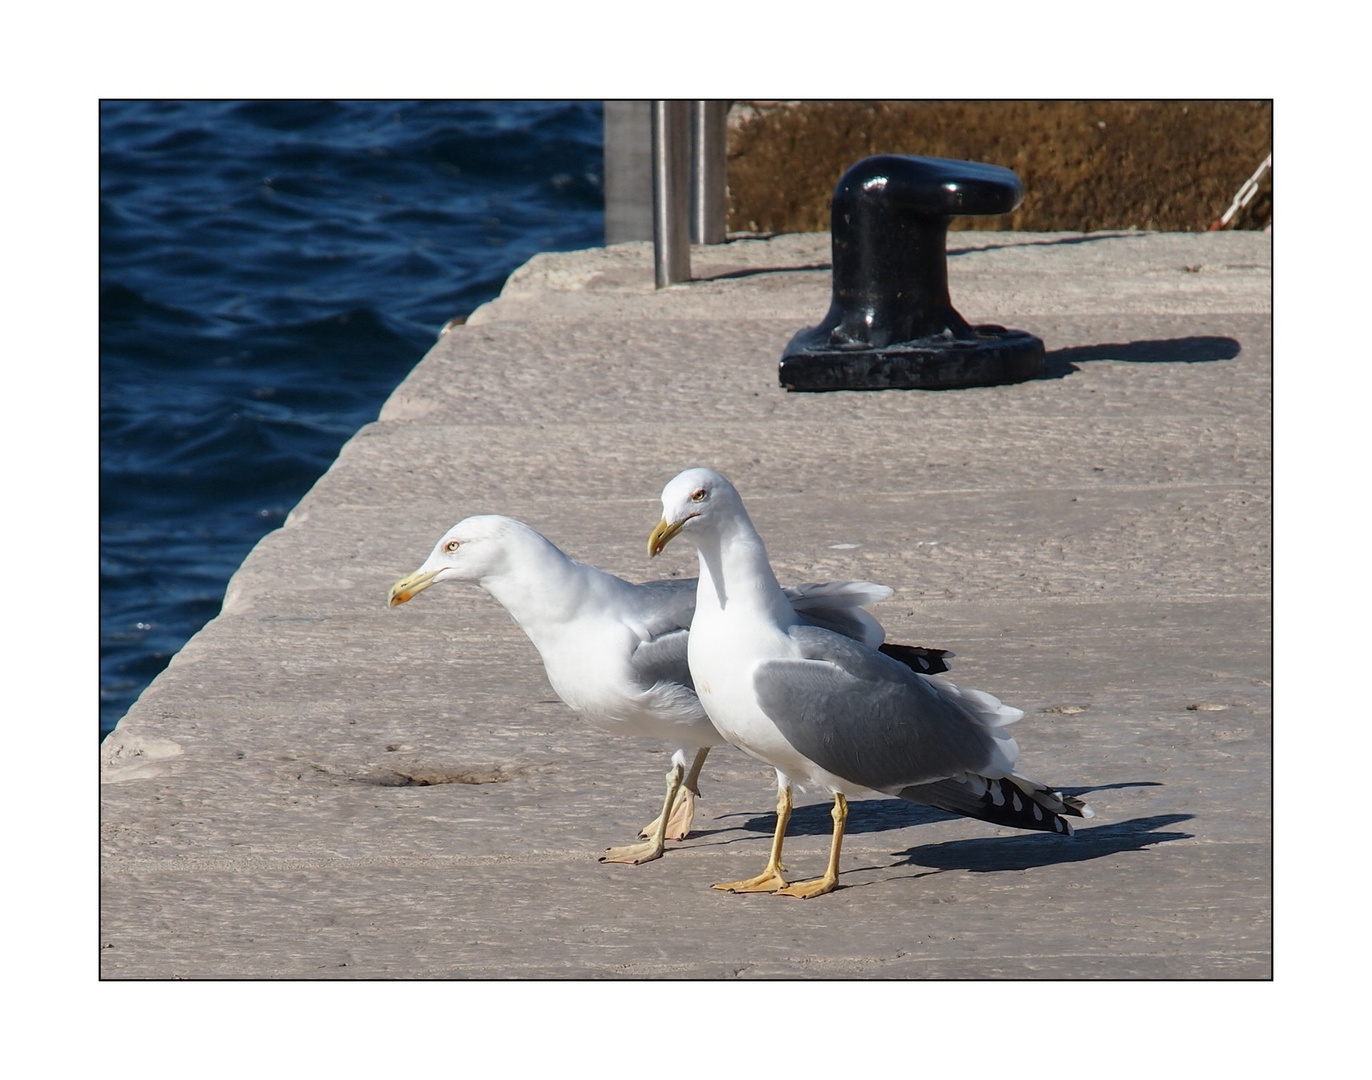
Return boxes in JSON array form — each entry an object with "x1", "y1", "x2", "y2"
[
  {"x1": 648, "y1": 467, "x2": 1092, "y2": 899},
  {"x1": 388, "y1": 515, "x2": 950, "y2": 865}
]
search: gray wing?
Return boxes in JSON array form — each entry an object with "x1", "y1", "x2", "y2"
[
  {"x1": 636, "y1": 578, "x2": 698, "y2": 630},
  {"x1": 628, "y1": 625, "x2": 694, "y2": 691},
  {"x1": 626, "y1": 578, "x2": 698, "y2": 691},
  {"x1": 752, "y1": 625, "x2": 1014, "y2": 791}
]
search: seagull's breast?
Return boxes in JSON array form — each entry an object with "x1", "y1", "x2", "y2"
[
  {"x1": 540, "y1": 620, "x2": 641, "y2": 714},
  {"x1": 686, "y1": 604, "x2": 796, "y2": 758}
]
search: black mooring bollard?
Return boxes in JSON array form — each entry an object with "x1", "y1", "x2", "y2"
[{"x1": 779, "y1": 154, "x2": 1045, "y2": 392}]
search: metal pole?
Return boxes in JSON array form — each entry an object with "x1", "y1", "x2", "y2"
[
  {"x1": 651, "y1": 100, "x2": 691, "y2": 287},
  {"x1": 691, "y1": 101, "x2": 729, "y2": 244}
]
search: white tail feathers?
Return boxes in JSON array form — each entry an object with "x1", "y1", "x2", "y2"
[
  {"x1": 783, "y1": 581, "x2": 894, "y2": 608},
  {"x1": 784, "y1": 581, "x2": 891, "y2": 649}
]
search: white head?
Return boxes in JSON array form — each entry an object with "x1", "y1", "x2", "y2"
[
  {"x1": 648, "y1": 467, "x2": 747, "y2": 558},
  {"x1": 389, "y1": 515, "x2": 538, "y2": 606}
]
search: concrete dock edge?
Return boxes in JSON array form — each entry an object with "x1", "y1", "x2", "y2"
[{"x1": 101, "y1": 230, "x2": 1271, "y2": 979}]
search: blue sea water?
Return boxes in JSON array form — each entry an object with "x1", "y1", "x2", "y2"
[{"x1": 100, "y1": 100, "x2": 605, "y2": 738}]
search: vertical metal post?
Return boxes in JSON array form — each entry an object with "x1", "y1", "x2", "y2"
[
  {"x1": 651, "y1": 100, "x2": 691, "y2": 287},
  {"x1": 691, "y1": 101, "x2": 729, "y2": 244}
]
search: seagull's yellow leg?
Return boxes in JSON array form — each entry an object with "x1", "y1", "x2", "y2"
[
  {"x1": 665, "y1": 747, "x2": 709, "y2": 840},
  {"x1": 777, "y1": 793, "x2": 847, "y2": 899},
  {"x1": 714, "y1": 782, "x2": 792, "y2": 893},
  {"x1": 601, "y1": 761, "x2": 684, "y2": 865},
  {"x1": 640, "y1": 747, "x2": 710, "y2": 841}
]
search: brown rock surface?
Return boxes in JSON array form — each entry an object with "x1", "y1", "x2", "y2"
[{"x1": 727, "y1": 100, "x2": 1272, "y2": 234}]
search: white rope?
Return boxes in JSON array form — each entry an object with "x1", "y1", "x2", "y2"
[{"x1": 1211, "y1": 153, "x2": 1272, "y2": 230}]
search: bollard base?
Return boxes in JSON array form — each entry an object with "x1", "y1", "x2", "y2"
[{"x1": 779, "y1": 324, "x2": 1044, "y2": 392}]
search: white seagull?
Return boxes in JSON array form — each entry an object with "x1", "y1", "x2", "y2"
[
  {"x1": 649, "y1": 467, "x2": 1092, "y2": 898},
  {"x1": 389, "y1": 515, "x2": 950, "y2": 865}
]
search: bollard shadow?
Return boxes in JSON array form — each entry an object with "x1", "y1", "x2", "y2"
[
  {"x1": 695, "y1": 232, "x2": 1150, "y2": 284},
  {"x1": 692, "y1": 231, "x2": 1146, "y2": 284},
  {"x1": 948, "y1": 231, "x2": 1148, "y2": 257},
  {"x1": 892, "y1": 813, "x2": 1194, "y2": 874},
  {"x1": 1039, "y1": 335, "x2": 1241, "y2": 380},
  {"x1": 691, "y1": 262, "x2": 831, "y2": 283}
]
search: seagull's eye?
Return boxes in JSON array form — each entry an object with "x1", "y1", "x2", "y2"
[
  {"x1": 691, "y1": 488, "x2": 707, "y2": 503},
  {"x1": 445, "y1": 540, "x2": 460, "y2": 553}
]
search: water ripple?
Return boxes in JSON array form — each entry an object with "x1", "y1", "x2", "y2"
[{"x1": 100, "y1": 99, "x2": 604, "y2": 736}]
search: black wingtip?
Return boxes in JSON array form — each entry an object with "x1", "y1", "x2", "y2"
[
  {"x1": 899, "y1": 774, "x2": 1091, "y2": 835},
  {"x1": 878, "y1": 642, "x2": 953, "y2": 675}
]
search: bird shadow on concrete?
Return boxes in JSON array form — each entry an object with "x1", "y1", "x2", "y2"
[
  {"x1": 720, "y1": 798, "x2": 951, "y2": 838},
  {"x1": 706, "y1": 779, "x2": 1163, "y2": 841},
  {"x1": 1038, "y1": 335, "x2": 1241, "y2": 380},
  {"x1": 889, "y1": 813, "x2": 1194, "y2": 875}
]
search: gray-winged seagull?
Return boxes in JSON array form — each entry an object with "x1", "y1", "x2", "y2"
[{"x1": 648, "y1": 468, "x2": 1091, "y2": 898}]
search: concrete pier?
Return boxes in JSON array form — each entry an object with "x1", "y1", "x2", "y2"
[{"x1": 100, "y1": 230, "x2": 1271, "y2": 978}]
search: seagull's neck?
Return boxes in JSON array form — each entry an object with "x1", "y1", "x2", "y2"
[
  {"x1": 693, "y1": 513, "x2": 796, "y2": 627},
  {"x1": 477, "y1": 533, "x2": 603, "y2": 647}
]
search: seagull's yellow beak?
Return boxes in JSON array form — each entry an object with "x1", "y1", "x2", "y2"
[
  {"x1": 648, "y1": 515, "x2": 693, "y2": 558},
  {"x1": 388, "y1": 569, "x2": 440, "y2": 607}
]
